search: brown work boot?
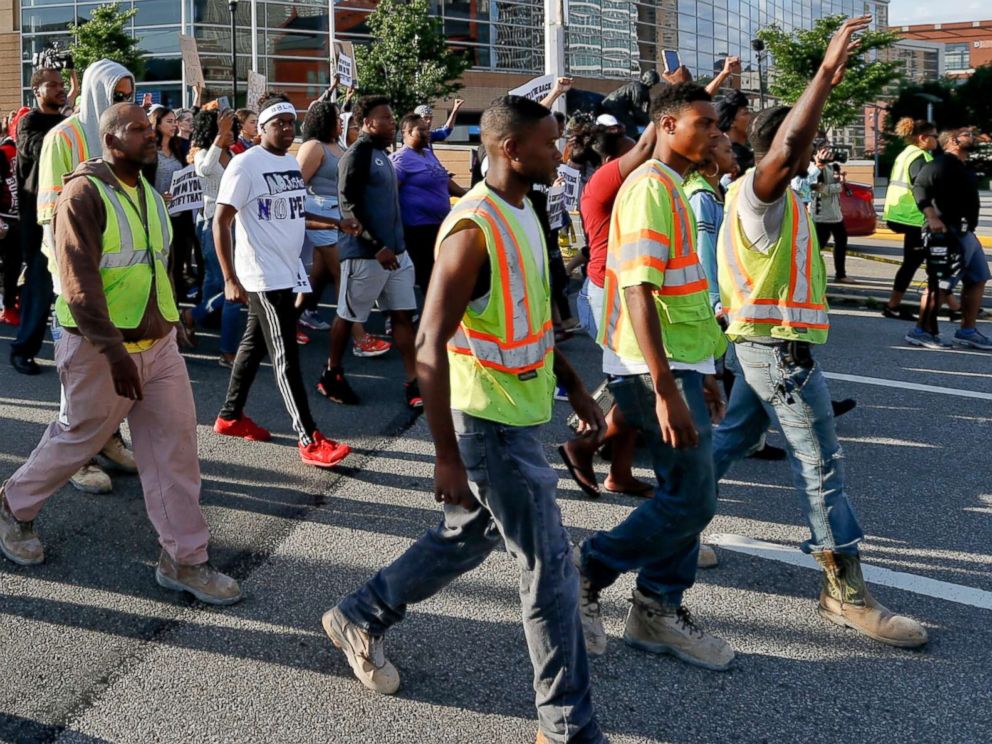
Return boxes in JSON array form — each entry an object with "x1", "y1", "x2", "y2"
[
  {"x1": 697, "y1": 544, "x2": 718, "y2": 569},
  {"x1": 814, "y1": 551, "x2": 928, "y2": 648},
  {"x1": 69, "y1": 463, "x2": 112, "y2": 494},
  {"x1": 322, "y1": 606, "x2": 400, "y2": 695},
  {"x1": 623, "y1": 589, "x2": 735, "y2": 671},
  {"x1": 155, "y1": 550, "x2": 243, "y2": 606},
  {"x1": 95, "y1": 431, "x2": 138, "y2": 474},
  {"x1": 0, "y1": 486, "x2": 44, "y2": 566}
]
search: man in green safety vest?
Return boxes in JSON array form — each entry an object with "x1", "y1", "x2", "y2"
[
  {"x1": 323, "y1": 95, "x2": 608, "y2": 744},
  {"x1": 712, "y1": 17, "x2": 928, "y2": 648},
  {"x1": 0, "y1": 103, "x2": 241, "y2": 606}
]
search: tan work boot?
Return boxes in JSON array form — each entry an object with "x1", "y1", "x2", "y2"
[
  {"x1": 814, "y1": 551, "x2": 928, "y2": 648},
  {"x1": 155, "y1": 550, "x2": 243, "y2": 605},
  {"x1": 624, "y1": 589, "x2": 735, "y2": 671},
  {"x1": 572, "y1": 544, "x2": 607, "y2": 656},
  {"x1": 69, "y1": 463, "x2": 112, "y2": 494},
  {"x1": 698, "y1": 544, "x2": 718, "y2": 569},
  {"x1": 322, "y1": 605, "x2": 400, "y2": 695},
  {"x1": 95, "y1": 431, "x2": 138, "y2": 474},
  {"x1": 0, "y1": 487, "x2": 44, "y2": 566}
]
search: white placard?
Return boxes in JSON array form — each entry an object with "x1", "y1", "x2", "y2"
[
  {"x1": 508, "y1": 74, "x2": 556, "y2": 103},
  {"x1": 557, "y1": 164, "x2": 581, "y2": 211},
  {"x1": 167, "y1": 165, "x2": 203, "y2": 216},
  {"x1": 294, "y1": 259, "x2": 312, "y2": 293},
  {"x1": 246, "y1": 71, "x2": 267, "y2": 112},
  {"x1": 333, "y1": 41, "x2": 357, "y2": 89},
  {"x1": 547, "y1": 183, "x2": 567, "y2": 230},
  {"x1": 179, "y1": 34, "x2": 204, "y2": 87}
]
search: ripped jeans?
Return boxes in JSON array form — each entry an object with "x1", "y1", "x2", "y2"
[
  {"x1": 712, "y1": 340, "x2": 864, "y2": 555},
  {"x1": 338, "y1": 411, "x2": 603, "y2": 744}
]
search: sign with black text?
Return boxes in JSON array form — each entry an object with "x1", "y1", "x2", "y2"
[
  {"x1": 167, "y1": 165, "x2": 204, "y2": 216},
  {"x1": 508, "y1": 74, "x2": 555, "y2": 103}
]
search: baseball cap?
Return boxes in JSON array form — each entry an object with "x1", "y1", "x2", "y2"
[
  {"x1": 596, "y1": 114, "x2": 620, "y2": 127},
  {"x1": 414, "y1": 105, "x2": 433, "y2": 117}
]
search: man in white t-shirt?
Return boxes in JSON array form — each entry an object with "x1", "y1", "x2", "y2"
[{"x1": 211, "y1": 93, "x2": 351, "y2": 469}]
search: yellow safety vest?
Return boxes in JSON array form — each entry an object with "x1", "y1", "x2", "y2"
[
  {"x1": 597, "y1": 160, "x2": 726, "y2": 364},
  {"x1": 882, "y1": 145, "x2": 933, "y2": 227},
  {"x1": 38, "y1": 116, "x2": 89, "y2": 225},
  {"x1": 437, "y1": 181, "x2": 555, "y2": 427},
  {"x1": 718, "y1": 174, "x2": 829, "y2": 344},
  {"x1": 56, "y1": 173, "x2": 178, "y2": 330}
]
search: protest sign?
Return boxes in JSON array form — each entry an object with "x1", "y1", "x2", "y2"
[
  {"x1": 508, "y1": 74, "x2": 555, "y2": 103},
  {"x1": 557, "y1": 164, "x2": 581, "y2": 211},
  {"x1": 247, "y1": 71, "x2": 267, "y2": 112},
  {"x1": 333, "y1": 41, "x2": 357, "y2": 88},
  {"x1": 167, "y1": 165, "x2": 204, "y2": 216},
  {"x1": 179, "y1": 34, "x2": 204, "y2": 87},
  {"x1": 547, "y1": 183, "x2": 567, "y2": 230}
]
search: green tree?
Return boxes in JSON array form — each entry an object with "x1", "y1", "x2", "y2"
[
  {"x1": 757, "y1": 14, "x2": 901, "y2": 129},
  {"x1": 354, "y1": 0, "x2": 470, "y2": 119},
  {"x1": 68, "y1": 2, "x2": 145, "y2": 79},
  {"x1": 958, "y1": 64, "x2": 992, "y2": 130}
]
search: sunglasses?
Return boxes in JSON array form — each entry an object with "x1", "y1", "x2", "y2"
[{"x1": 112, "y1": 90, "x2": 135, "y2": 103}]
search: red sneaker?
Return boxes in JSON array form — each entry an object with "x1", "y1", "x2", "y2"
[
  {"x1": 299, "y1": 431, "x2": 351, "y2": 468},
  {"x1": 0, "y1": 307, "x2": 20, "y2": 326},
  {"x1": 352, "y1": 334, "x2": 391, "y2": 358},
  {"x1": 296, "y1": 328, "x2": 311, "y2": 345},
  {"x1": 213, "y1": 415, "x2": 272, "y2": 442}
]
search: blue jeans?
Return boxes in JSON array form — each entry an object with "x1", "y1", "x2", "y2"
[
  {"x1": 339, "y1": 411, "x2": 603, "y2": 744},
  {"x1": 712, "y1": 340, "x2": 864, "y2": 554},
  {"x1": 581, "y1": 371, "x2": 717, "y2": 607},
  {"x1": 191, "y1": 215, "x2": 241, "y2": 354}
]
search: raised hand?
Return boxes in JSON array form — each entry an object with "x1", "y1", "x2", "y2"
[{"x1": 823, "y1": 15, "x2": 872, "y2": 87}]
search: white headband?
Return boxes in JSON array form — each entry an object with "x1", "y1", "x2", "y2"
[{"x1": 259, "y1": 101, "x2": 297, "y2": 127}]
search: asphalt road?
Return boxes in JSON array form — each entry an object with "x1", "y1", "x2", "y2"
[{"x1": 1, "y1": 248, "x2": 990, "y2": 744}]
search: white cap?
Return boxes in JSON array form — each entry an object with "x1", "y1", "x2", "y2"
[
  {"x1": 414, "y1": 105, "x2": 433, "y2": 117},
  {"x1": 596, "y1": 114, "x2": 620, "y2": 127}
]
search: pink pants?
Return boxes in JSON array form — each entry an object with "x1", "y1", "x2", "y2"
[{"x1": 4, "y1": 329, "x2": 210, "y2": 565}]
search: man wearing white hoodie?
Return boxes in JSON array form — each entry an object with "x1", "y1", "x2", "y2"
[{"x1": 35, "y1": 60, "x2": 140, "y2": 495}]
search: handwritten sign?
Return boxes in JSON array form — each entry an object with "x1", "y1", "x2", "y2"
[
  {"x1": 247, "y1": 71, "x2": 267, "y2": 112},
  {"x1": 333, "y1": 41, "x2": 357, "y2": 89},
  {"x1": 167, "y1": 165, "x2": 203, "y2": 216},
  {"x1": 509, "y1": 74, "x2": 555, "y2": 103},
  {"x1": 557, "y1": 164, "x2": 581, "y2": 211},
  {"x1": 179, "y1": 34, "x2": 204, "y2": 87}
]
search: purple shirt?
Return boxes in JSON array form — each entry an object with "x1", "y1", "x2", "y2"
[{"x1": 389, "y1": 145, "x2": 451, "y2": 227}]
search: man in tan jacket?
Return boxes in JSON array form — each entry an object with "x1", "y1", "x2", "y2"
[{"x1": 0, "y1": 103, "x2": 241, "y2": 605}]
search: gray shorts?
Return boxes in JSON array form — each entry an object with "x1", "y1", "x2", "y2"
[{"x1": 337, "y1": 251, "x2": 417, "y2": 323}]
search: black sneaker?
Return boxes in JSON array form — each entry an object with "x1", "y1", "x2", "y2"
[
  {"x1": 881, "y1": 305, "x2": 917, "y2": 322},
  {"x1": 831, "y1": 398, "x2": 856, "y2": 418},
  {"x1": 404, "y1": 379, "x2": 424, "y2": 409},
  {"x1": 10, "y1": 353, "x2": 41, "y2": 375},
  {"x1": 747, "y1": 444, "x2": 787, "y2": 461},
  {"x1": 317, "y1": 367, "x2": 360, "y2": 405}
]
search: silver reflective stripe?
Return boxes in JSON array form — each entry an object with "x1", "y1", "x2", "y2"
[
  {"x1": 790, "y1": 196, "x2": 812, "y2": 304},
  {"x1": 736, "y1": 303, "x2": 828, "y2": 326},
  {"x1": 475, "y1": 199, "x2": 533, "y2": 344},
  {"x1": 151, "y1": 188, "x2": 171, "y2": 261},
  {"x1": 450, "y1": 326, "x2": 553, "y2": 370},
  {"x1": 98, "y1": 185, "x2": 140, "y2": 269},
  {"x1": 889, "y1": 180, "x2": 911, "y2": 189},
  {"x1": 602, "y1": 281, "x2": 622, "y2": 349},
  {"x1": 611, "y1": 237, "x2": 670, "y2": 267},
  {"x1": 664, "y1": 262, "x2": 707, "y2": 288}
]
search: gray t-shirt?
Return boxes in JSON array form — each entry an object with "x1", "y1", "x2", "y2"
[
  {"x1": 736, "y1": 170, "x2": 812, "y2": 255},
  {"x1": 154, "y1": 150, "x2": 183, "y2": 197}
]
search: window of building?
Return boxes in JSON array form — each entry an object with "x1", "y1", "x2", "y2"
[{"x1": 945, "y1": 43, "x2": 970, "y2": 71}]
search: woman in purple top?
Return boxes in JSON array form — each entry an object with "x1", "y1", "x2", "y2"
[{"x1": 388, "y1": 113, "x2": 466, "y2": 292}]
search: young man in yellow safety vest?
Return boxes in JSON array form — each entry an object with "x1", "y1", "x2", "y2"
[
  {"x1": 712, "y1": 17, "x2": 928, "y2": 648},
  {"x1": 323, "y1": 95, "x2": 608, "y2": 744},
  {"x1": 0, "y1": 103, "x2": 240, "y2": 605},
  {"x1": 572, "y1": 83, "x2": 734, "y2": 672}
]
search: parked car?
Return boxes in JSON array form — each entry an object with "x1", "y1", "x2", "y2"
[{"x1": 840, "y1": 181, "x2": 877, "y2": 237}]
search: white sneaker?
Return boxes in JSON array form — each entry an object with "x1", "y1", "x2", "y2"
[
  {"x1": 572, "y1": 544, "x2": 607, "y2": 656},
  {"x1": 95, "y1": 431, "x2": 138, "y2": 474},
  {"x1": 322, "y1": 606, "x2": 400, "y2": 694},
  {"x1": 624, "y1": 589, "x2": 734, "y2": 671},
  {"x1": 70, "y1": 463, "x2": 112, "y2": 494}
]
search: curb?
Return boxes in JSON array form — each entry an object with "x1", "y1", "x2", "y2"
[{"x1": 869, "y1": 228, "x2": 992, "y2": 248}]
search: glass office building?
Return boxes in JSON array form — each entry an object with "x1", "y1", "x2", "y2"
[{"x1": 20, "y1": 0, "x2": 888, "y2": 107}]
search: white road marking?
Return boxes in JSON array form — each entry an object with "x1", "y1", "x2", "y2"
[
  {"x1": 824, "y1": 372, "x2": 992, "y2": 401},
  {"x1": 707, "y1": 534, "x2": 992, "y2": 611}
]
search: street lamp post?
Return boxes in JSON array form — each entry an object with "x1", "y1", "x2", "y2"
[
  {"x1": 229, "y1": 1, "x2": 239, "y2": 106},
  {"x1": 751, "y1": 38, "x2": 766, "y2": 109}
]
